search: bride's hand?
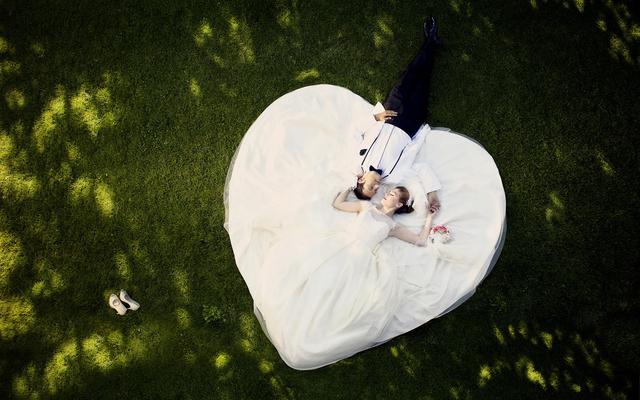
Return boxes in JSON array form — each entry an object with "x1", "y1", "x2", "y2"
[{"x1": 426, "y1": 200, "x2": 438, "y2": 215}]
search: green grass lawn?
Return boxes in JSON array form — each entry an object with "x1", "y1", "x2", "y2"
[{"x1": 1, "y1": 0, "x2": 639, "y2": 398}]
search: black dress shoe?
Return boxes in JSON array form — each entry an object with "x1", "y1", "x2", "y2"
[{"x1": 423, "y1": 16, "x2": 441, "y2": 44}]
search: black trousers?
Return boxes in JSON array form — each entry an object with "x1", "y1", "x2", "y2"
[{"x1": 382, "y1": 39, "x2": 436, "y2": 138}]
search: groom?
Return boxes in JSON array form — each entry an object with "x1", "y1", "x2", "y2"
[{"x1": 351, "y1": 17, "x2": 442, "y2": 212}]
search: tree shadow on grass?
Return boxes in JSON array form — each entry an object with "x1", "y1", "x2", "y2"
[
  {"x1": 1, "y1": 0, "x2": 639, "y2": 398},
  {"x1": 0, "y1": 0, "x2": 396, "y2": 397},
  {"x1": 0, "y1": 1, "x2": 270, "y2": 397},
  {"x1": 358, "y1": 315, "x2": 635, "y2": 399}
]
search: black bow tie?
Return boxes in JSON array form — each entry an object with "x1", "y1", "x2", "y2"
[{"x1": 369, "y1": 165, "x2": 383, "y2": 175}]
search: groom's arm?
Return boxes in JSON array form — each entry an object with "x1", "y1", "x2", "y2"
[
  {"x1": 343, "y1": 101, "x2": 396, "y2": 185},
  {"x1": 413, "y1": 162, "x2": 442, "y2": 210},
  {"x1": 343, "y1": 102, "x2": 386, "y2": 182},
  {"x1": 351, "y1": 102, "x2": 387, "y2": 139}
]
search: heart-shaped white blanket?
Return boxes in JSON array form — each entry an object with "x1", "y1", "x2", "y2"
[{"x1": 224, "y1": 84, "x2": 506, "y2": 369}]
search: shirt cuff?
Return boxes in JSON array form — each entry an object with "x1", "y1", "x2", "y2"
[{"x1": 372, "y1": 102, "x2": 385, "y2": 115}]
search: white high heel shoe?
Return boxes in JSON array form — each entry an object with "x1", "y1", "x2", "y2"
[
  {"x1": 109, "y1": 293, "x2": 127, "y2": 315},
  {"x1": 119, "y1": 289, "x2": 140, "y2": 311}
]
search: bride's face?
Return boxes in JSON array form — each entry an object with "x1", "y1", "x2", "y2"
[{"x1": 381, "y1": 189, "x2": 403, "y2": 210}]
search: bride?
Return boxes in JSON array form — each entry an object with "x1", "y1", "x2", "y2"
[
  {"x1": 254, "y1": 185, "x2": 437, "y2": 370},
  {"x1": 333, "y1": 185, "x2": 438, "y2": 246}
]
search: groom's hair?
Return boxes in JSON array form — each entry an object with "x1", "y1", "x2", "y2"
[{"x1": 353, "y1": 181, "x2": 371, "y2": 200}]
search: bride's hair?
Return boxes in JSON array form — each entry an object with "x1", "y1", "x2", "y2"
[{"x1": 394, "y1": 186, "x2": 414, "y2": 214}]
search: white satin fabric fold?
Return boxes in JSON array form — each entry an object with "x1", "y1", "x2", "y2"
[{"x1": 224, "y1": 84, "x2": 506, "y2": 369}]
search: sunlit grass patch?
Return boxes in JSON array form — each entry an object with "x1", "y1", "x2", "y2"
[
  {"x1": 0, "y1": 297, "x2": 35, "y2": 339},
  {"x1": 190, "y1": 78, "x2": 202, "y2": 98},
  {"x1": 30, "y1": 259, "x2": 66, "y2": 297},
  {"x1": 1, "y1": 132, "x2": 40, "y2": 199},
  {"x1": 176, "y1": 307, "x2": 192, "y2": 329},
  {"x1": 80, "y1": 331, "x2": 130, "y2": 372},
  {"x1": 65, "y1": 141, "x2": 81, "y2": 162},
  {"x1": 0, "y1": 36, "x2": 10, "y2": 53},
  {"x1": 277, "y1": 9, "x2": 293, "y2": 28},
  {"x1": 68, "y1": 176, "x2": 115, "y2": 216},
  {"x1": 0, "y1": 132, "x2": 13, "y2": 157},
  {"x1": 564, "y1": 350, "x2": 575, "y2": 367},
  {"x1": 12, "y1": 363, "x2": 41, "y2": 399},
  {"x1": 609, "y1": 34, "x2": 633, "y2": 63},
  {"x1": 194, "y1": 19, "x2": 214, "y2": 47},
  {"x1": 213, "y1": 351, "x2": 231, "y2": 369},
  {"x1": 477, "y1": 364, "x2": 492, "y2": 387},
  {"x1": 515, "y1": 356, "x2": 546, "y2": 389},
  {"x1": 295, "y1": 68, "x2": 320, "y2": 82},
  {"x1": 493, "y1": 325, "x2": 506, "y2": 344},
  {"x1": 238, "y1": 312, "x2": 258, "y2": 352},
  {"x1": 69, "y1": 176, "x2": 93, "y2": 202},
  {"x1": 82, "y1": 334, "x2": 116, "y2": 371},
  {"x1": 227, "y1": 16, "x2": 255, "y2": 64},
  {"x1": 114, "y1": 251, "x2": 131, "y2": 280},
  {"x1": 0, "y1": 166, "x2": 40, "y2": 200},
  {"x1": 70, "y1": 85, "x2": 117, "y2": 138},
  {"x1": 507, "y1": 324, "x2": 516, "y2": 338},
  {"x1": 600, "y1": 359, "x2": 614, "y2": 379},
  {"x1": 0, "y1": 230, "x2": 25, "y2": 287},
  {"x1": 32, "y1": 85, "x2": 65, "y2": 152},
  {"x1": 595, "y1": 149, "x2": 615, "y2": 176},
  {"x1": 258, "y1": 359, "x2": 274, "y2": 374},
  {"x1": 5, "y1": 88, "x2": 26, "y2": 110},
  {"x1": 94, "y1": 181, "x2": 115, "y2": 217},
  {"x1": 518, "y1": 321, "x2": 528, "y2": 338},
  {"x1": 540, "y1": 331, "x2": 554, "y2": 349},
  {"x1": 44, "y1": 339, "x2": 79, "y2": 395},
  {"x1": 373, "y1": 14, "x2": 395, "y2": 49},
  {"x1": 173, "y1": 269, "x2": 190, "y2": 303},
  {"x1": 545, "y1": 191, "x2": 565, "y2": 225}
]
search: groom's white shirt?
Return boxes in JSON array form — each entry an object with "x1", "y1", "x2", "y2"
[{"x1": 348, "y1": 101, "x2": 442, "y2": 194}]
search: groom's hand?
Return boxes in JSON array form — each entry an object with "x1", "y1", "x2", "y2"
[
  {"x1": 427, "y1": 191, "x2": 441, "y2": 213},
  {"x1": 374, "y1": 110, "x2": 398, "y2": 121}
]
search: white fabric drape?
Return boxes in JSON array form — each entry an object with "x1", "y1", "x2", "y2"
[{"x1": 224, "y1": 84, "x2": 506, "y2": 369}]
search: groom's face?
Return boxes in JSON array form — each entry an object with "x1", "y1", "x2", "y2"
[{"x1": 359, "y1": 171, "x2": 381, "y2": 197}]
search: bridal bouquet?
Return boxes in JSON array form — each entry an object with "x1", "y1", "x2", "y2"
[{"x1": 429, "y1": 225, "x2": 452, "y2": 244}]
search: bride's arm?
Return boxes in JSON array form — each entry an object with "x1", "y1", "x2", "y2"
[
  {"x1": 389, "y1": 211, "x2": 435, "y2": 246},
  {"x1": 332, "y1": 187, "x2": 362, "y2": 213}
]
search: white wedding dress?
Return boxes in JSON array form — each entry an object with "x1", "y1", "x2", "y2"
[
  {"x1": 224, "y1": 84, "x2": 506, "y2": 370},
  {"x1": 254, "y1": 202, "x2": 400, "y2": 369}
]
